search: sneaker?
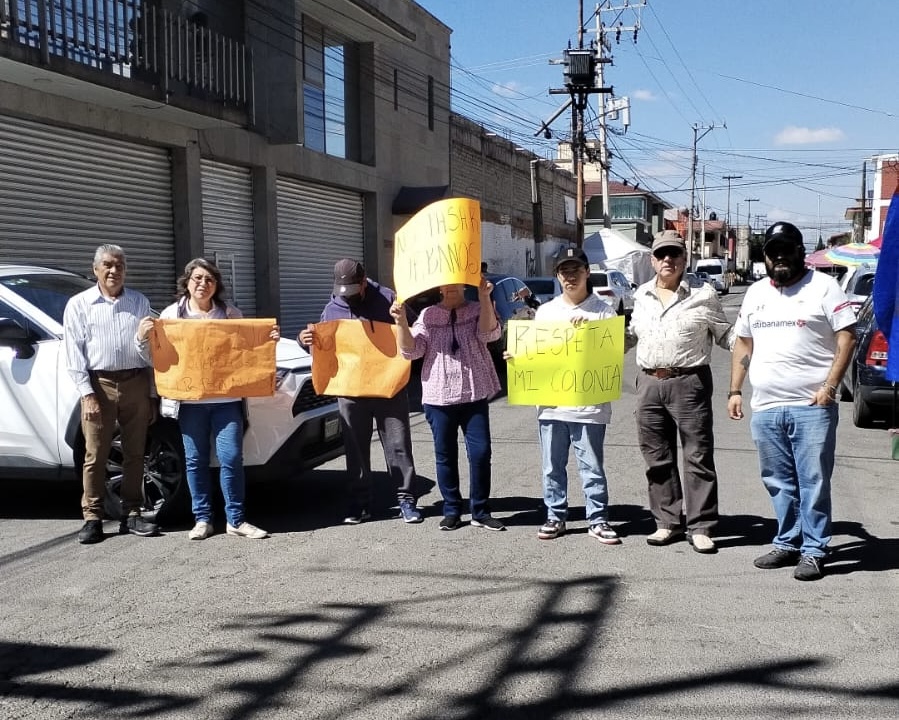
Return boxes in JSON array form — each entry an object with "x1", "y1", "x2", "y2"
[
  {"x1": 646, "y1": 527, "x2": 684, "y2": 546},
  {"x1": 471, "y1": 515, "x2": 506, "y2": 531},
  {"x1": 689, "y1": 532, "x2": 717, "y2": 554},
  {"x1": 588, "y1": 521, "x2": 621, "y2": 545},
  {"x1": 439, "y1": 515, "x2": 462, "y2": 531},
  {"x1": 398, "y1": 498, "x2": 423, "y2": 524},
  {"x1": 794, "y1": 554, "x2": 825, "y2": 581},
  {"x1": 753, "y1": 548, "x2": 801, "y2": 569},
  {"x1": 343, "y1": 509, "x2": 371, "y2": 525},
  {"x1": 119, "y1": 515, "x2": 159, "y2": 537},
  {"x1": 77, "y1": 519, "x2": 104, "y2": 545},
  {"x1": 226, "y1": 522, "x2": 269, "y2": 539},
  {"x1": 537, "y1": 519, "x2": 566, "y2": 540},
  {"x1": 188, "y1": 521, "x2": 213, "y2": 540}
]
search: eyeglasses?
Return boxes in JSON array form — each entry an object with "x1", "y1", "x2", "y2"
[
  {"x1": 653, "y1": 248, "x2": 684, "y2": 260},
  {"x1": 449, "y1": 308, "x2": 459, "y2": 353},
  {"x1": 190, "y1": 275, "x2": 217, "y2": 285}
]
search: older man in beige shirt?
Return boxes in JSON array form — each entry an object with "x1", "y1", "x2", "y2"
[{"x1": 628, "y1": 230, "x2": 734, "y2": 554}]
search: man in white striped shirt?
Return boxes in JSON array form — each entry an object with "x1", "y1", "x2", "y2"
[{"x1": 63, "y1": 244, "x2": 159, "y2": 544}]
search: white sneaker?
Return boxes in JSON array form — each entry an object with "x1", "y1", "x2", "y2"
[
  {"x1": 226, "y1": 521, "x2": 269, "y2": 539},
  {"x1": 188, "y1": 521, "x2": 213, "y2": 540}
]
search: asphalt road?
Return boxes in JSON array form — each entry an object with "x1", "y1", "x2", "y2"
[{"x1": 1, "y1": 285, "x2": 898, "y2": 720}]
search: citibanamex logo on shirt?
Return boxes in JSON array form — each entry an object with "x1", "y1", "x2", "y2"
[{"x1": 751, "y1": 319, "x2": 803, "y2": 329}]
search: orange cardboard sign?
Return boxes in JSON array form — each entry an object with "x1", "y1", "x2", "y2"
[
  {"x1": 150, "y1": 318, "x2": 277, "y2": 400},
  {"x1": 310, "y1": 319, "x2": 410, "y2": 398}
]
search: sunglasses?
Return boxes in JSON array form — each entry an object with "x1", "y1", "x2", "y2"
[{"x1": 653, "y1": 248, "x2": 684, "y2": 260}]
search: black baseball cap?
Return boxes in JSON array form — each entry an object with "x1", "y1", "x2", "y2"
[
  {"x1": 553, "y1": 247, "x2": 590, "y2": 272},
  {"x1": 333, "y1": 258, "x2": 365, "y2": 296}
]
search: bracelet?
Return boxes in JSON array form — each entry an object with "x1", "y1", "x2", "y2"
[
  {"x1": 727, "y1": 390, "x2": 742, "y2": 398},
  {"x1": 821, "y1": 383, "x2": 837, "y2": 397}
]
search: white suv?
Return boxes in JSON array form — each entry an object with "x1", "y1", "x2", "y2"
[
  {"x1": 589, "y1": 269, "x2": 635, "y2": 321},
  {"x1": 0, "y1": 264, "x2": 343, "y2": 524}
]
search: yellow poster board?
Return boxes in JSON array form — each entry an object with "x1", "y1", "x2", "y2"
[
  {"x1": 505, "y1": 316, "x2": 625, "y2": 406},
  {"x1": 150, "y1": 319, "x2": 276, "y2": 400},
  {"x1": 310, "y1": 319, "x2": 411, "y2": 398},
  {"x1": 393, "y1": 197, "x2": 482, "y2": 301}
]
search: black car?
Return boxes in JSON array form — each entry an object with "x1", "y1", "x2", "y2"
[{"x1": 841, "y1": 295, "x2": 895, "y2": 428}]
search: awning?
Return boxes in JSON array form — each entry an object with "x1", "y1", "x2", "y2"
[{"x1": 392, "y1": 185, "x2": 448, "y2": 215}]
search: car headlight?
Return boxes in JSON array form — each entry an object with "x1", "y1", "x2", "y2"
[{"x1": 275, "y1": 368, "x2": 291, "y2": 390}]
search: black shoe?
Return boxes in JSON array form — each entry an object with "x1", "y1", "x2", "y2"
[
  {"x1": 471, "y1": 515, "x2": 506, "y2": 531},
  {"x1": 794, "y1": 554, "x2": 825, "y2": 581},
  {"x1": 439, "y1": 515, "x2": 462, "y2": 531},
  {"x1": 753, "y1": 548, "x2": 800, "y2": 569},
  {"x1": 343, "y1": 508, "x2": 371, "y2": 525},
  {"x1": 119, "y1": 515, "x2": 159, "y2": 537},
  {"x1": 78, "y1": 520, "x2": 104, "y2": 544}
]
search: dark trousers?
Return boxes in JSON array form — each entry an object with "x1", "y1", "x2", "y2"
[
  {"x1": 81, "y1": 369, "x2": 151, "y2": 520},
  {"x1": 635, "y1": 366, "x2": 719, "y2": 533},
  {"x1": 338, "y1": 392, "x2": 417, "y2": 507},
  {"x1": 423, "y1": 399, "x2": 492, "y2": 519}
]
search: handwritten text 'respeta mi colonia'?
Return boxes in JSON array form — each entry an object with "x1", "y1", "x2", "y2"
[{"x1": 505, "y1": 317, "x2": 625, "y2": 406}]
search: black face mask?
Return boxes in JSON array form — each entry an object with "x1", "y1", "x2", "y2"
[{"x1": 344, "y1": 293, "x2": 363, "y2": 307}]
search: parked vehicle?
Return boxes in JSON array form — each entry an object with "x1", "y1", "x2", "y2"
[
  {"x1": 524, "y1": 276, "x2": 558, "y2": 304},
  {"x1": 840, "y1": 264, "x2": 877, "y2": 315},
  {"x1": 0, "y1": 264, "x2": 344, "y2": 523},
  {"x1": 839, "y1": 295, "x2": 893, "y2": 428},
  {"x1": 685, "y1": 272, "x2": 704, "y2": 289},
  {"x1": 589, "y1": 269, "x2": 635, "y2": 320},
  {"x1": 693, "y1": 258, "x2": 730, "y2": 294},
  {"x1": 751, "y1": 261, "x2": 767, "y2": 281},
  {"x1": 465, "y1": 274, "x2": 536, "y2": 362}
]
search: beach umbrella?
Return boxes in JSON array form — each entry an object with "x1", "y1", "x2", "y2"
[
  {"x1": 805, "y1": 248, "x2": 837, "y2": 268},
  {"x1": 871, "y1": 236, "x2": 883, "y2": 248},
  {"x1": 824, "y1": 242, "x2": 880, "y2": 266}
]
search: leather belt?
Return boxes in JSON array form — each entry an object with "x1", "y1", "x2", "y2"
[
  {"x1": 642, "y1": 365, "x2": 706, "y2": 380},
  {"x1": 90, "y1": 368, "x2": 145, "y2": 382}
]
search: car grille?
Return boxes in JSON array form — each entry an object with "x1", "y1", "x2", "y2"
[{"x1": 292, "y1": 379, "x2": 338, "y2": 417}]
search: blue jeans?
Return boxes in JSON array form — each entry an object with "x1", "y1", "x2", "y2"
[
  {"x1": 750, "y1": 404, "x2": 838, "y2": 558},
  {"x1": 538, "y1": 420, "x2": 610, "y2": 525},
  {"x1": 178, "y1": 400, "x2": 246, "y2": 527},
  {"x1": 423, "y1": 400, "x2": 492, "y2": 519}
]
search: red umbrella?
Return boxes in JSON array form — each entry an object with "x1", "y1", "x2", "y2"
[{"x1": 805, "y1": 248, "x2": 837, "y2": 268}]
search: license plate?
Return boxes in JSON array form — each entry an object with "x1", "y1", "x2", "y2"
[{"x1": 324, "y1": 416, "x2": 340, "y2": 441}]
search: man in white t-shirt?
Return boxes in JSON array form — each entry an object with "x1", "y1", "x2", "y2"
[
  {"x1": 523, "y1": 247, "x2": 621, "y2": 544},
  {"x1": 728, "y1": 222, "x2": 856, "y2": 581}
]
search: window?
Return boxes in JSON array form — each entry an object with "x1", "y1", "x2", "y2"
[
  {"x1": 302, "y1": 16, "x2": 353, "y2": 159},
  {"x1": 609, "y1": 196, "x2": 647, "y2": 221}
]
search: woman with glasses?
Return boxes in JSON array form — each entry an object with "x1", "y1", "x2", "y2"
[
  {"x1": 390, "y1": 277, "x2": 505, "y2": 531},
  {"x1": 137, "y1": 258, "x2": 278, "y2": 541}
]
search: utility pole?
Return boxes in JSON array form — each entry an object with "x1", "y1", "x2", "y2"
[
  {"x1": 745, "y1": 198, "x2": 759, "y2": 236},
  {"x1": 541, "y1": 4, "x2": 612, "y2": 247},
  {"x1": 723, "y1": 174, "x2": 742, "y2": 266},
  {"x1": 688, "y1": 123, "x2": 721, "y2": 266},
  {"x1": 858, "y1": 160, "x2": 867, "y2": 243},
  {"x1": 593, "y1": 2, "x2": 643, "y2": 230}
]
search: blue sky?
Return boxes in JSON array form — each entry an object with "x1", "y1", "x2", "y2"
[{"x1": 416, "y1": 0, "x2": 899, "y2": 242}]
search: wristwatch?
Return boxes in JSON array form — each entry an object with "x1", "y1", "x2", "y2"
[{"x1": 727, "y1": 390, "x2": 742, "y2": 398}]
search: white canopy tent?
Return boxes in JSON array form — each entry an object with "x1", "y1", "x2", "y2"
[{"x1": 581, "y1": 228, "x2": 654, "y2": 285}]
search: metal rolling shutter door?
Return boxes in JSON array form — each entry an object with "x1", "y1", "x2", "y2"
[
  {"x1": 276, "y1": 177, "x2": 364, "y2": 336},
  {"x1": 0, "y1": 114, "x2": 175, "y2": 308},
  {"x1": 200, "y1": 159, "x2": 257, "y2": 316}
]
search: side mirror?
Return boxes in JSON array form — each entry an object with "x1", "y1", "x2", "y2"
[{"x1": 0, "y1": 317, "x2": 37, "y2": 359}]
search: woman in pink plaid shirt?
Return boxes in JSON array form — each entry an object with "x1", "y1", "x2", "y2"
[{"x1": 391, "y1": 277, "x2": 505, "y2": 532}]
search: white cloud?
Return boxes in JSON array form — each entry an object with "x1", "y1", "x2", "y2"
[
  {"x1": 492, "y1": 81, "x2": 523, "y2": 99},
  {"x1": 632, "y1": 89, "x2": 657, "y2": 101},
  {"x1": 775, "y1": 126, "x2": 845, "y2": 145}
]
